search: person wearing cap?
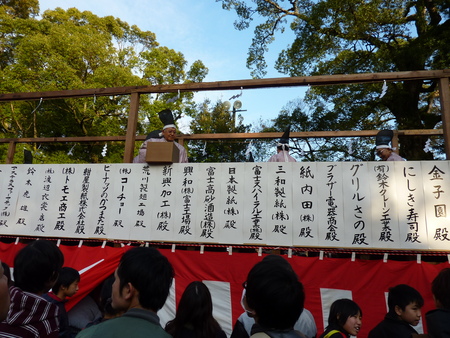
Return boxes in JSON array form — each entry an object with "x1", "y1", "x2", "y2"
[
  {"x1": 268, "y1": 126, "x2": 297, "y2": 162},
  {"x1": 133, "y1": 109, "x2": 188, "y2": 163},
  {"x1": 375, "y1": 130, "x2": 405, "y2": 161}
]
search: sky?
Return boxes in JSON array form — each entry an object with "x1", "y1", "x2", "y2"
[{"x1": 37, "y1": 0, "x2": 307, "y2": 131}]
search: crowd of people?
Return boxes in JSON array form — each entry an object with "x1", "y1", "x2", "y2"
[{"x1": 0, "y1": 240, "x2": 448, "y2": 337}]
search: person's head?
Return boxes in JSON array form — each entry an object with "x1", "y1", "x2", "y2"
[
  {"x1": 99, "y1": 275, "x2": 124, "y2": 319},
  {"x1": 387, "y1": 284, "x2": 423, "y2": 326},
  {"x1": 244, "y1": 256, "x2": 304, "y2": 330},
  {"x1": 162, "y1": 126, "x2": 177, "y2": 142},
  {"x1": 166, "y1": 281, "x2": 222, "y2": 338},
  {"x1": 376, "y1": 146, "x2": 393, "y2": 160},
  {"x1": 431, "y1": 268, "x2": 450, "y2": 309},
  {"x1": 112, "y1": 247, "x2": 173, "y2": 313},
  {"x1": 177, "y1": 282, "x2": 214, "y2": 324},
  {"x1": 14, "y1": 240, "x2": 64, "y2": 295},
  {"x1": 0, "y1": 260, "x2": 10, "y2": 321},
  {"x1": 1, "y1": 261, "x2": 13, "y2": 288},
  {"x1": 52, "y1": 267, "x2": 80, "y2": 299},
  {"x1": 277, "y1": 144, "x2": 289, "y2": 153},
  {"x1": 327, "y1": 299, "x2": 362, "y2": 336}
]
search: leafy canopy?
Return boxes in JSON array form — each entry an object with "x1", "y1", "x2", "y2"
[
  {"x1": 0, "y1": 3, "x2": 208, "y2": 163},
  {"x1": 218, "y1": 0, "x2": 450, "y2": 160},
  {"x1": 188, "y1": 99, "x2": 252, "y2": 162}
]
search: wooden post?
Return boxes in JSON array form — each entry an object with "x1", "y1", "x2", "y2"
[
  {"x1": 392, "y1": 130, "x2": 399, "y2": 153},
  {"x1": 123, "y1": 92, "x2": 140, "y2": 163},
  {"x1": 6, "y1": 141, "x2": 16, "y2": 164},
  {"x1": 439, "y1": 77, "x2": 450, "y2": 160}
]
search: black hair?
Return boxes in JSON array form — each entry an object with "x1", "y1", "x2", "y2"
[
  {"x1": 387, "y1": 284, "x2": 424, "y2": 314},
  {"x1": 1, "y1": 262, "x2": 13, "y2": 287},
  {"x1": 277, "y1": 144, "x2": 289, "y2": 151},
  {"x1": 117, "y1": 247, "x2": 173, "y2": 311},
  {"x1": 14, "y1": 240, "x2": 64, "y2": 294},
  {"x1": 51, "y1": 267, "x2": 80, "y2": 294},
  {"x1": 165, "y1": 281, "x2": 224, "y2": 338},
  {"x1": 245, "y1": 256, "x2": 304, "y2": 330},
  {"x1": 327, "y1": 299, "x2": 362, "y2": 329},
  {"x1": 431, "y1": 268, "x2": 450, "y2": 309},
  {"x1": 99, "y1": 275, "x2": 120, "y2": 317}
]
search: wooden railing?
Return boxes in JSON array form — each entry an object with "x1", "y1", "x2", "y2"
[{"x1": 1, "y1": 69, "x2": 449, "y2": 163}]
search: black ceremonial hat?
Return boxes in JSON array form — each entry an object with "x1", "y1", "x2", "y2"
[
  {"x1": 158, "y1": 109, "x2": 176, "y2": 129},
  {"x1": 375, "y1": 129, "x2": 393, "y2": 149},
  {"x1": 278, "y1": 126, "x2": 291, "y2": 145}
]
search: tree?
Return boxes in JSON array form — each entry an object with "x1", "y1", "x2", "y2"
[
  {"x1": 188, "y1": 99, "x2": 251, "y2": 162},
  {"x1": 0, "y1": 4, "x2": 208, "y2": 163},
  {"x1": 218, "y1": 0, "x2": 450, "y2": 160},
  {"x1": 255, "y1": 98, "x2": 379, "y2": 162}
]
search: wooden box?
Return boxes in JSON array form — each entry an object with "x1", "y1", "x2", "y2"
[{"x1": 145, "y1": 142, "x2": 180, "y2": 163}]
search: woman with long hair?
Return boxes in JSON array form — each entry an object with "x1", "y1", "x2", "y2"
[{"x1": 165, "y1": 281, "x2": 226, "y2": 338}]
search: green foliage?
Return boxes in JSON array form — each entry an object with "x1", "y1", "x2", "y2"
[
  {"x1": 0, "y1": 4, "x2": 208, "y2": 163},
  {"x1": 188, "y1": 99, "x2": 252, "y2": 162},
  {"x1": 256, "y1": 98, "x2": 379, "y2": 161},
  {"x1": 218, "y1": 0, "x2": 450, "y2": 160}
]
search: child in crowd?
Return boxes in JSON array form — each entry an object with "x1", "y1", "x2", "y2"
[
  {"x1": 0, "y1": 240, "x2": 64, "y2": 337},
  {"x1": 319, "y1": 299, "x2": 362, "y2": 338},
  {"x1": 368, "y1": 284, "x2": 423, "y2": 338},
  {"x1": 84, "y1": 275, "x2": 124, "y2": 328},
  {"x1": 243, "y1": 255, "x2": 306, "y2": 338},
  {"x1": 426, "y1": 268, "x2": 450, "y2": 337},
  {"x1": 43, "y1": 267, "x2": 80, "y2": 338}
]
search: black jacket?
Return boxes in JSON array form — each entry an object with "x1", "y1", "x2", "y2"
[
  {"x1": 368, "y1": 313, "x2": 418, "y2": 338},
  {"x1": 426, "y1": 308, "x2": 450, "y2": 338}
]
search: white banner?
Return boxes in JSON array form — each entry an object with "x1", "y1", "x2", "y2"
[{"x1": 0, "y1": 161, "x2": 449, "y2": 250}]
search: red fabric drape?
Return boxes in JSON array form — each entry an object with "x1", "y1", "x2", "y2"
[{"x1": 1, "y1": 242, "x2": 447, "y2": 338}]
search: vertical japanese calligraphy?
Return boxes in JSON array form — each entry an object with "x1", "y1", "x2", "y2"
[
  {"x1": 37, "y1": 167, "x2": 55, "y2": 234},
  {"x1": 394, "y1": 162, "x2": 427, "y2": 249},
  {"x1": 293, "y1": 163, "x2": 318, "y2": 246},
  {"x1": 317, "y1": 164, "x2": 344, "y2": 246},
  {"x1": 342, "y1": 163, "x2": 372, "y2": 247},
  {"x1": 244, "y1": 163, "x2": 266, "y2": 243},
  {"x1": 370, "y1": 163, "x2": 400, "y2": 247},
  {"x1": 422, "y1": 161, "x2": 450, "y2": 250},
  {"x1": 199, "y1": 166, "x2": 218, "y2": 241},
  {"x1": 173, "y1": 165, "x2": 198, "y2": 242},
  {"x1": 0, "y1": 161, "x2": 448, "y2": 249},
  {"x1": 94, "y1": 165, "x2": 111, "y2": 237},
  {"x1": 267, "y1": 163, "x2": 294, "y2": 246},
  {"x1": 219, "y1": 164, "x2": 244, "y2": 244},
  {"x1": 151, "y1": 165, "x2": 175, "y2": 241}
]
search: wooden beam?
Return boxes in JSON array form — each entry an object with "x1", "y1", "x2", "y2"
[
  {"x1": 123, "y1": 92, "x2": 140, "y2": 163},
  {"x1": 0, "y1": 69, "x2": 449, "y2": 102},
  {"x1": 176, "y1": 129, "x2": 443, "y2": 141},
  {"x1": 0, "y1": 129, "x2": 443, "y2": 144},
  {"x1": 439, "y1": 77, "x2": 450, "y2": 159}
]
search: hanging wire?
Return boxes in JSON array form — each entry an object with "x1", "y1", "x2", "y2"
[
  {"x1": 101, "y1": 143, "x2": 108, "y2": 157},
  {"x1": 67, "y1": 144, "x2": 75, "y2": 156},
  {"x1": 30, "y1": 98, "x2": 43, "y2": 115},
  {"x1": 229, "y1": 87, "x2": 243, "y2": 100},
  {"x1": 201, "y1": 141, "x2": 207, "y2": 156},
  {"x1": 379, "y1": 80, "x2": 388, "y2": 98}
]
